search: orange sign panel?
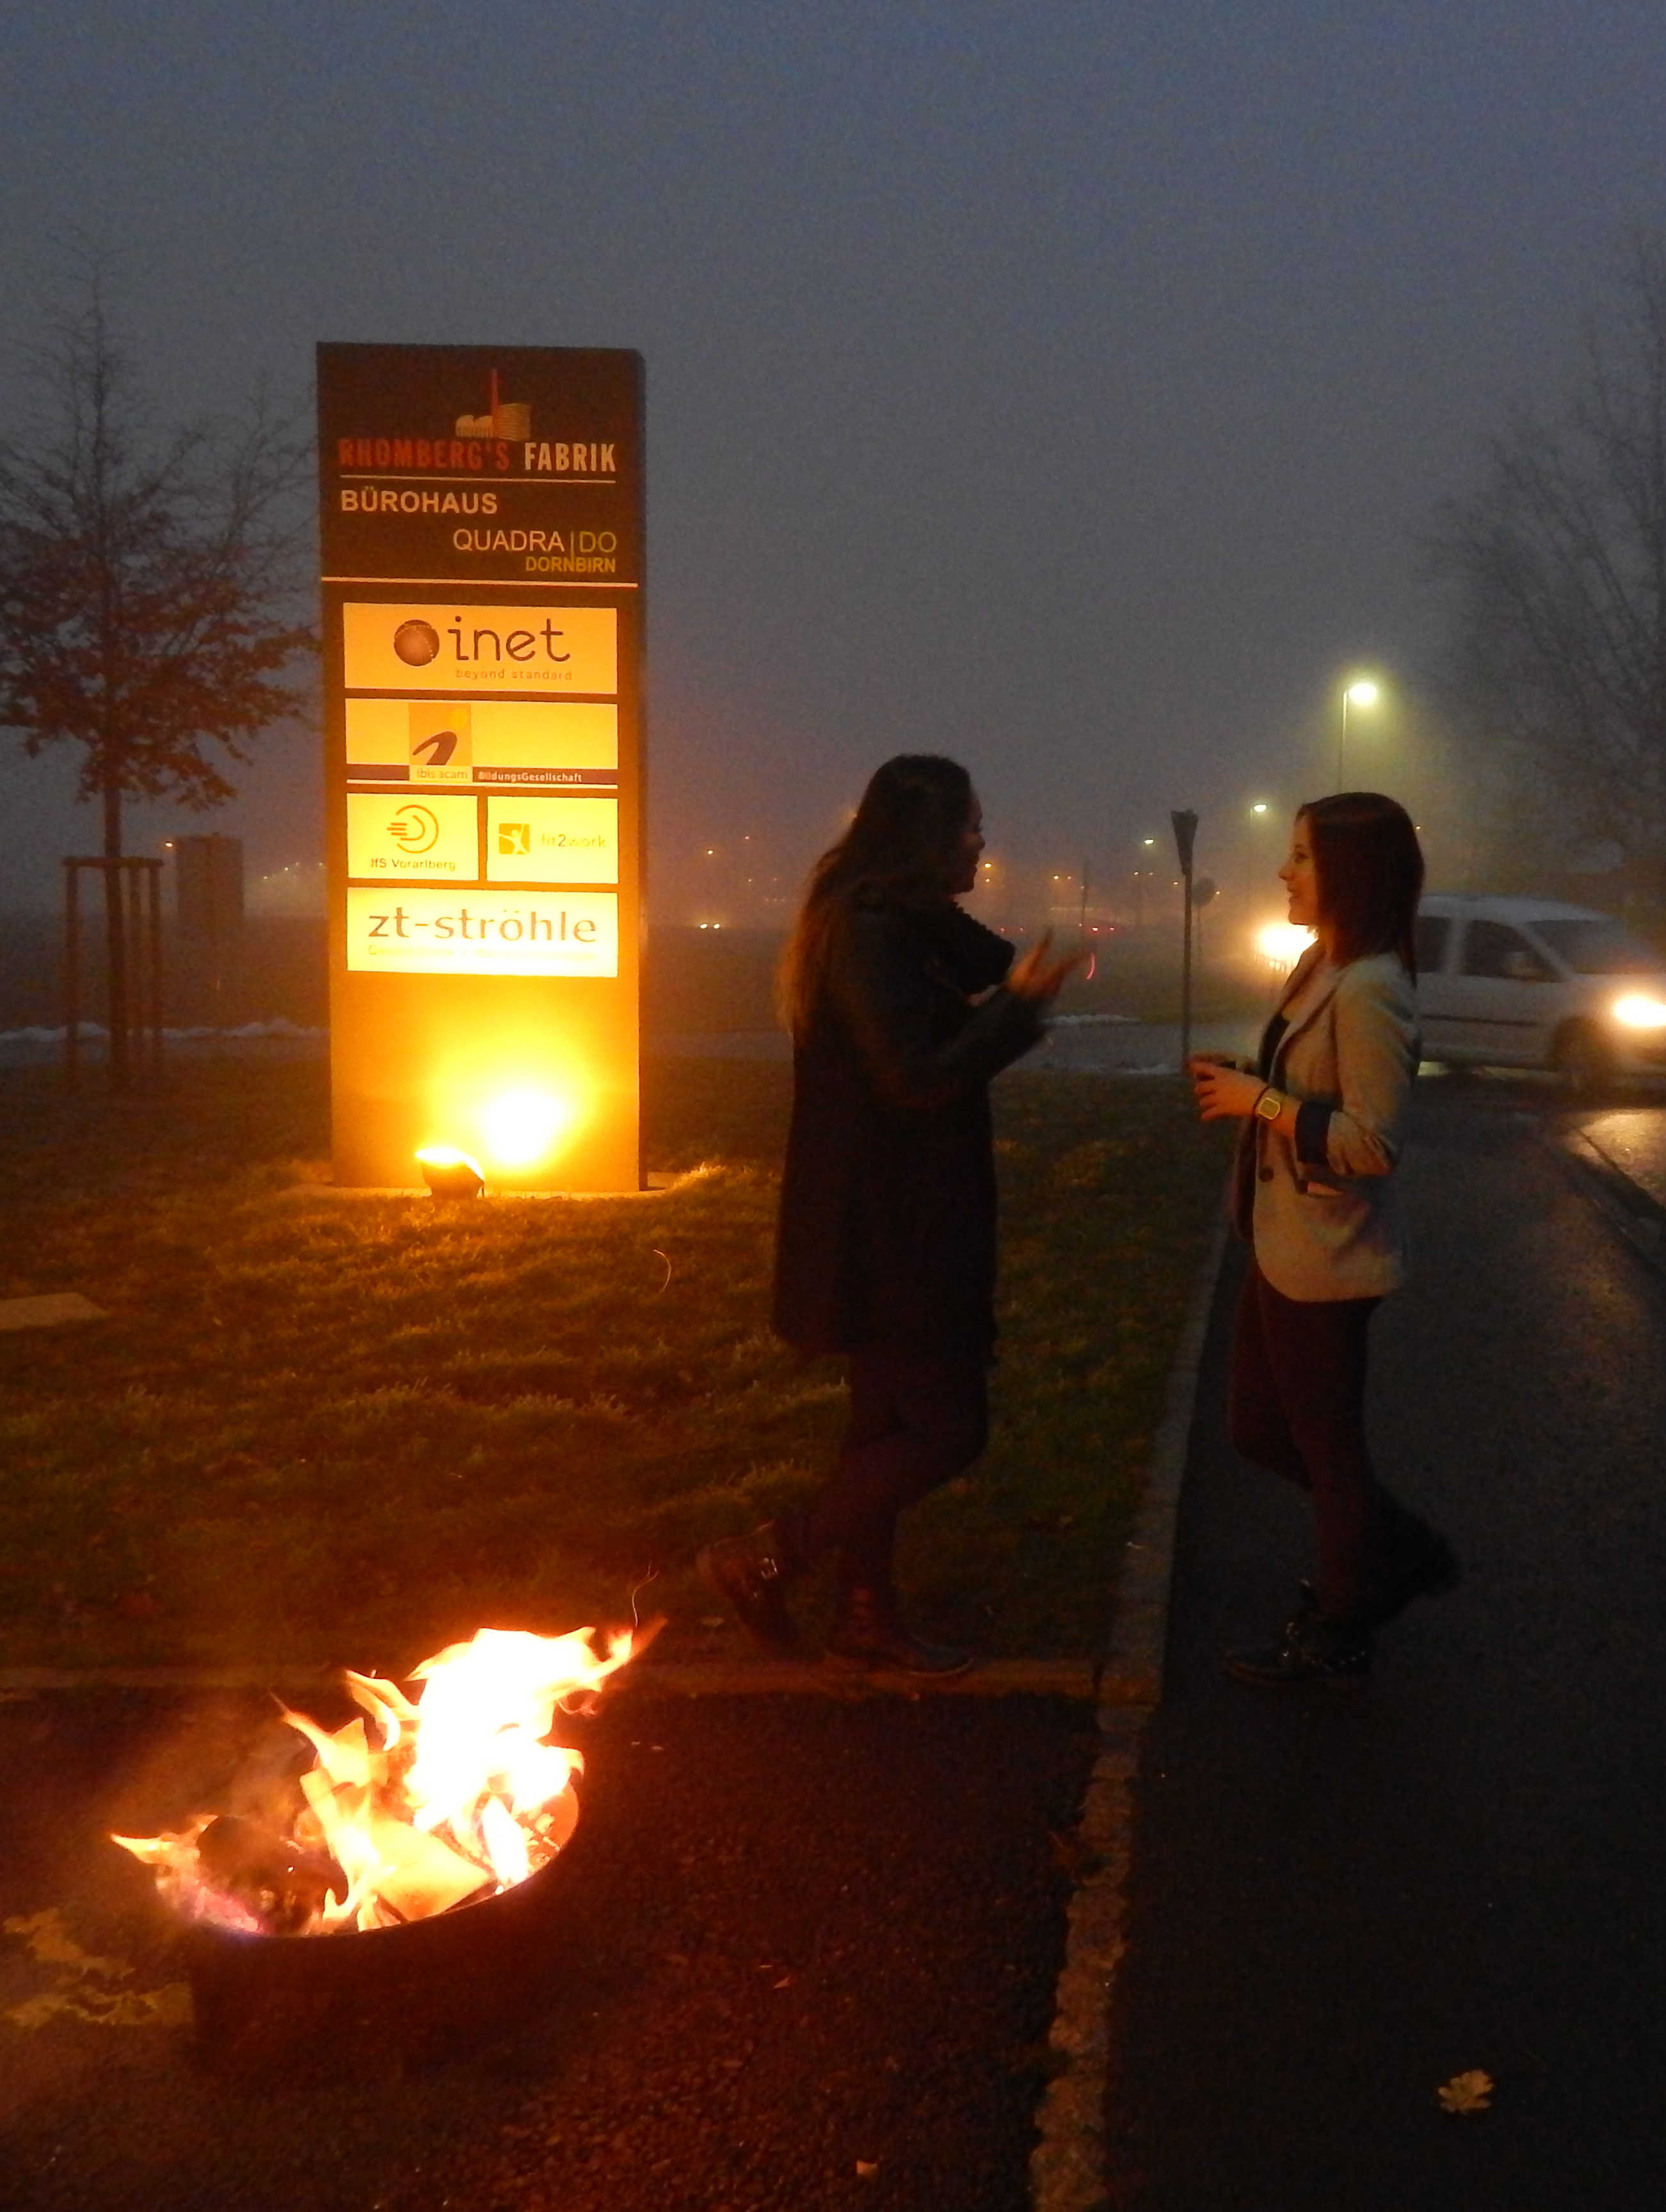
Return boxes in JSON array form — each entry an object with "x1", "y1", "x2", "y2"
[{"x1": 320, "y1": 343, "x2": 643, "y2": 1192}]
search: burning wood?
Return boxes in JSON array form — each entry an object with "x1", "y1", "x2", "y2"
[{"x1": 114, "y1": 1624, "x2": 642, "y2": 1937}]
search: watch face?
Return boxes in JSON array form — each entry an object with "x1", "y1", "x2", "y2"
[{"x1": 1257, "y1": 1091, "x2": 1281, "y2": 1119}]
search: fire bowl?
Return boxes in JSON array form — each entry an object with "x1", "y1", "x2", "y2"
[{"x1": 180, "y1": 1851, "x2": 576, "y2": 2076}]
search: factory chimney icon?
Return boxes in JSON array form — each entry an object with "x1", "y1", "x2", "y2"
[{"x1": 455, "y1": 369, "x2": 531, "y2": 442}]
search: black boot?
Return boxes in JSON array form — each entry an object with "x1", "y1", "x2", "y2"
[
  {"x1": 825, "y1": 1587, "x2": 972, "y2": 1677},
  {"x1": 1363, "y1": 1502, "x2": 1462, "y2": 1630},
  {"x1": 1223, "y1": 1608, "x2": 1372, "y2": 1687},
  {"x1": 696, "y1": 1523, "x2": 804, "y2": 1656}
]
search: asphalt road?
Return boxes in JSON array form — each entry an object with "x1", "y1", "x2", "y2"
[
  {"x1": 0, "y1": 1688, "x2": 1095, "y2": 2211},
  {"x1": 1104, "y1": 1076, "x2": 1666, "y2": 2211}
]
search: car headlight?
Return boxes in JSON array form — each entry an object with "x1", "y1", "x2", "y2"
[{"x1": 1610, "y1": 993, "x2": 1666, "y2": 1029}]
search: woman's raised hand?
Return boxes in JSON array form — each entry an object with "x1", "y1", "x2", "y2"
[
  {"x1": 1187, "y1": 1055, "x2": 1265, "y2": 1121},
  {"x1": 1008, "y1": 930, "x2": 1084, "y2": 1002}
]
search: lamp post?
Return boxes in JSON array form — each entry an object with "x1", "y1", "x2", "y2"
[
  {"x1": 1338, "y1": 677, "x2": 1379, "y2": 789},
  {"x1": 1244, "y1": 799, "x2": 1274, "y2": 907},
  {"x1": 1171, "y1": 809, "x2": 1199, "y2": 1069}
]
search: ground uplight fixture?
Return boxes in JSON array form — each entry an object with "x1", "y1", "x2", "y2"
[{"x1": 415, "y1": 1146, "x2": 486, "y2": 1199}]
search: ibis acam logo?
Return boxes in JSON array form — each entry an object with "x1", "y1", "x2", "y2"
[{"x1": 342, "y1": 603, "x2": 618, "y2": 695}]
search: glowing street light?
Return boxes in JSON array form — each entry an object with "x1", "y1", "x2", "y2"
[{"x1": 1338, "y1": 676, "x2": 1381, "y2": 787}]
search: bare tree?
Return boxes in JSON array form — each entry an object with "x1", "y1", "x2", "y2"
[
  {"x1": 0, "y1": 273, "x2": 313, "y2": 1077},
  {"x1": 1428, "y1": 227, "x2": 1666, "y2": 891}
]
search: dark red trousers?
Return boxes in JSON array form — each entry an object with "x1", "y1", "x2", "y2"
[
  {"x1": 1228, "y1": 1256, "x2": 1383, "y2": 1620},
  {"x1": 798, "y1": 1349, "x2": 989, "y2": 1598}
]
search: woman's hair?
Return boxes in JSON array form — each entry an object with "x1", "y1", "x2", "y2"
[
  {"x1": 779, "y1": 753, "x2": 974, "y2": 1039},
  {"x1": 1299, "y1": 791, "x2": 1425, "y2": 974}
]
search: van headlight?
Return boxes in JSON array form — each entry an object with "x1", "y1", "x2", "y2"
[{"x1": 1610, "y1": 993, "x2": 1666, "y2": 1029}]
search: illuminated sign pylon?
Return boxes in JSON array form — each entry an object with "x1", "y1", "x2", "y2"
[{"x1": 318, "y1": 343, "x2": 645, "y2": 1192}]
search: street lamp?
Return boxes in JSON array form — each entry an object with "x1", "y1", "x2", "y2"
[{"x1": 1338, "y1": 677, "x2": 1380, "y2": 788}]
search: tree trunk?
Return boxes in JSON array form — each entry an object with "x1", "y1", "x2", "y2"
[{"x1": 102, "y1": 773, "x2": 128, "y2": 1087}]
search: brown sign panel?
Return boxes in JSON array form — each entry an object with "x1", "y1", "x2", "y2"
[{"x1": 318, "y1": 344, "x2": 644, "y2": 1191}]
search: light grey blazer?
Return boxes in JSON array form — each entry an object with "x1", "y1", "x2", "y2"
[{"x1": 1232, "y1": 947, "x2": 1419, "y2": 1303}]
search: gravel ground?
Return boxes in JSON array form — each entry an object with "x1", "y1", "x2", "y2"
[{"x1": 1, "y1": 1688, "x2": 1097, "y2": 2211}]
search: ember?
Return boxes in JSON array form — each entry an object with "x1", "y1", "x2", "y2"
[{"x1": 114, "y1": 1624, "x2": 640, "y2": 1937}]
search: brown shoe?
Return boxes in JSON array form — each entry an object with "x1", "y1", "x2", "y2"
[
  {"x1": 1223, "y1": 1611, "x2": 1372, "y2": 1688},
  {"x1": 696, "y1": 1525, "x2": 803, "y2": 1656},
  {"x1": 825, "y1": 1588, "x2": 972, "y2": 1677}
]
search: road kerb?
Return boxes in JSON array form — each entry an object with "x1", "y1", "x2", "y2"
[
  {"x1": 1030, "y1": 1217, "x2": 1228, "y2": 2212},
  {"x1": 1548, "y1": 1123, "x2": 1666, "y2": 1270}
]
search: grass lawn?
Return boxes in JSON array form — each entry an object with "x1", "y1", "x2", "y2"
[{"x1": 0, "y1": 1054, "x2": 1228, "y2": 1672}]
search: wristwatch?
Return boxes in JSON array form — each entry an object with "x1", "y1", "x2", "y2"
[{"x1": 1254, "y1": 1087, "x2": 1283, "y2": 1123}]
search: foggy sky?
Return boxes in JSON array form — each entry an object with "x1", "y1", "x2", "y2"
[{"x1": 3, "y1": 0, "x2": 1665, "y2": 916}]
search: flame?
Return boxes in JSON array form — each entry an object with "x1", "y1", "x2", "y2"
[{"x1": 113, "y1": 1624, "x2": 641, "y2": 1937}]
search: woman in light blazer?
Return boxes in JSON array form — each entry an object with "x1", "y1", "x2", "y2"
[{"x1": 1189, "y1": 792, "x2": 1459, "y2": 1684}]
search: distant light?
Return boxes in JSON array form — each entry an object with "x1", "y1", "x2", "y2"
[
  {"x1": 1250, "y1": 803, "x2": 1269, "y2": 817},
  {"x1": 1256, "y1": 920, "x2": 1315, "y2": 966},
  {"x1": 415, "y1": 1145, "x2": 485, "y2": 1200},
  {"x1": 1612, "y1": 993, "x2": 1666, "y2": 1029},
  {"x1": 1142, "y1": 838, "x2": 1156, "y2": 847},
  {"x1": 1344, "y1": 678, "x2": 1380, "y2": 709}
]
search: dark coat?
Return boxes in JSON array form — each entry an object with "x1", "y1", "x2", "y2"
[{"x1": 772, "y1": 895, "x2": 1044, "y2": 1361}]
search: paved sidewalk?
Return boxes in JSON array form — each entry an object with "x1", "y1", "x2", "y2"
[{"x1": 1103, "y1": 1086, "x2": 1666, "y2": 2211}]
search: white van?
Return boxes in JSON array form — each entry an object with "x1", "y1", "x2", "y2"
[{"x1": 1416, "y1": 894, "x2": 1666, "y2": 1093}]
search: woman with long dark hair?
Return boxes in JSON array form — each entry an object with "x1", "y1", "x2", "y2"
[
  {"x1": 698, "y1": 754, "x2": 1076, "y2": 1673},
  {"x1": 1189, "y1": 791, "x2": 1459, "y2": 1684}
]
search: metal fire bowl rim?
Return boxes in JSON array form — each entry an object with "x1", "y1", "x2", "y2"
[{"x1": 180, "y1": 1849, "x2": 565, "y2": 1958}]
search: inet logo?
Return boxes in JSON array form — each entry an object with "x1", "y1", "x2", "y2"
[{"x1": 497, "y1": 823, "x2": 531, "y2": 857}]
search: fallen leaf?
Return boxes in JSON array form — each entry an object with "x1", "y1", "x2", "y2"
[
  {"x1": 2, "y1": 1908, "x2": 191, "y2": 2029},
  {"x1": 855, "y1": 2161, "x2": 879, "y2": 2179},
  {"x1": 1437, "y1": 2069, "x2": 1494, "y2": 2114},
  {"x1": 9, "y1": 1983, "x2": 192, "y2": 2030},
  {"x1": 3, "y1": 1908, "x2": 131, "y2": 1980}
]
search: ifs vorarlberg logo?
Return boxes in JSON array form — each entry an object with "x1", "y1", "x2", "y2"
[{"x1": 387, "y1": 805, "x2": 440, "y2": 854}]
